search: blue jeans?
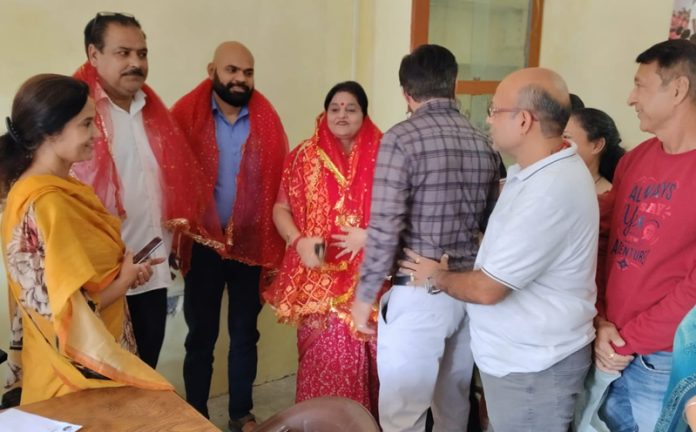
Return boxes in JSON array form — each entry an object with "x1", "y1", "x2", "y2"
[{"x1": 599, "y1": 352, "x2": 672, "y2": 431}]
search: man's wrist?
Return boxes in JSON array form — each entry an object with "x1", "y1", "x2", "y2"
[
  {"x1": 432, "y1": 269, "x2": 446, "y2": 292},
  {"x1": 594, "y1": 315, "x2": 610, "y2": 327}
]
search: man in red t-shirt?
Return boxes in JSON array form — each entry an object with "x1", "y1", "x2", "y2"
[{"x1": 595, "y1": 39, "x2": 696, "y2": 431}]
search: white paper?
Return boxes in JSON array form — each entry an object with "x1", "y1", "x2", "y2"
[{"x1": 0, "y1": 408, "x2": 81, "y2": 432}]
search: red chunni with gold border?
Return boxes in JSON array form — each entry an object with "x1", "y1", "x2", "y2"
[
  {"x1": 170, "y1": 79, "x2": 288, "y2": 273},
  {"x1": 263, "y1": 113, "x2": 382, "y2": 332},
  {"x1": 71, "y1": 63, "x2": 205, "y2": 264}
]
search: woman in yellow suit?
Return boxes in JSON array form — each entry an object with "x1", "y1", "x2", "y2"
[{"x1": 0, "y1": 74, "x2": 171, "y2": 405}]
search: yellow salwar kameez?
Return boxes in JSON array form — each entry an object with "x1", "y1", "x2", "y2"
[{"x1": 1, "y1": 175, "x2": 172, "y2": 405}]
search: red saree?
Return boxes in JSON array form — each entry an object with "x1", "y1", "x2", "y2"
[{"x1": 263, "y1": 114, "x2": 383, "y2": 416}]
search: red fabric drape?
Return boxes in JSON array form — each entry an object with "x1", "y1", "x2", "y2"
[
  {"x1": 170, "y1": 79, "x2": 288, "y2": 272},
  {"x1": 71, "y1": 63, "x2": 205, "y2": 263}
]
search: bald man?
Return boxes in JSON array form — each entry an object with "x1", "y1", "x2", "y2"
[
  {"x1": 171, "y1": 41, "x2": 288, "y2": 432},
  {"x1": 402, "y1": 67, "x2": 598, "y2": 431}
]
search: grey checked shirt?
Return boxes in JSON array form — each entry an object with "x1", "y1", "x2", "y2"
[{"x1": 357, "y1": 98, "x2": 500, "y2": 302}]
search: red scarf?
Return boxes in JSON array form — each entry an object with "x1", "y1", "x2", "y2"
[
  {"x1": 171, "y1": 79, "x2": 288, "y2": 270},
  {"x1": 72, "y1": 63, "x2": 204, "y2": 228},
  {"x1": 263, "y1": 114, "x2": 382, "y2": 329}
]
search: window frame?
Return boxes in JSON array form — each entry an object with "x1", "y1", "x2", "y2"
[{"x1": 411, "y1": 0, "x2": 545, "y2": 96}]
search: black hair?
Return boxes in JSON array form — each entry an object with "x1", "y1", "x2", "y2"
[
  {"x1": 324, "y1": 81, "x2": 369, "y2": 114},
  {"x1": 83, "y1": 12, "x2": 143, "y2": 54},
  {"x1": 569, "y1": 93, "x2": 585, "y2": 112},
  {"x1": 399, "y1": 44, "x2": 457, "y2": 102},
  {"x1": 0, "y1": 74, "x2": 89, "y2": 196},
  {"x1": 636, "y1": 39, "x2": 696, "y2": 103},
  {"x1": 571, "y1": 108, "x2": 625, "y2": 182},
  {"x1": 517, "y1": 85, "x2": 571, "y2": 138}
]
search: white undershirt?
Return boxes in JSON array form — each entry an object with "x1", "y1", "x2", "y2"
[{"x1": 107, "y1": 91, "x2": 172, "y2": 295}]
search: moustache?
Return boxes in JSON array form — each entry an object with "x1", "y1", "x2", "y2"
[
  {"x1": 122, "y1": 68, "x2": 145, "y2": 77},
  {"x1": 225, "y1": 82, "x2": 250, "y2": 92}
]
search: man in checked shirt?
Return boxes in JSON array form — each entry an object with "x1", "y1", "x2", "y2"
[{"x1": 351, "y1": 44, "x2": 500, "y2": 432}]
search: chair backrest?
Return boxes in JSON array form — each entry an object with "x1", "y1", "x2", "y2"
[{"x1": 255, "y1": 396, "x2": 380, "y2": 432}]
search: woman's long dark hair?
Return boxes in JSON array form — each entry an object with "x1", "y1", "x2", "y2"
[
  {"x1": 571, "y1": 108, "x2": 626, "y2": 182},
  {"x1": 0, "y1": 74, "x2": 89, "y2": 196}
]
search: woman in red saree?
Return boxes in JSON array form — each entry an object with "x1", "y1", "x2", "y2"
[{"x1": 264, "y1": 81, "x2": 382, "y2": 417}]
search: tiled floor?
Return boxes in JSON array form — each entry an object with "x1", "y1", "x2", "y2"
[{"x1": 208, "y1": 374, "x2": 296, "y2": 431}]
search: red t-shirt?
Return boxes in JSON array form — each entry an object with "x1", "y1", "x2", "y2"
[{"x1": 598, "y1": 137, "x2": 696, "y2": 355}]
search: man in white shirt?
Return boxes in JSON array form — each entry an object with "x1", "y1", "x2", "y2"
[
  {"x1": 402, "y1": 67, "x2": 598, "y2": 432},
  {"x1": 72, "y1": 12, "x2": 200, "y2": 369}
]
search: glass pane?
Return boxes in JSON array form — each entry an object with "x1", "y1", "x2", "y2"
[
  {"x1": 429, "y1": 0, "x2": 532, "y2": 81},
  {"x1": 457, "y1": 93, "x2": 514, "y2": 167},
  {"x1": 457, "y1": 93, "x2": 492, "y2": 133}
]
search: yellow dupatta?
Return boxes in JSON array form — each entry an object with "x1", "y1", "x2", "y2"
[{"x1": 1, "y1": 175, "x2": 172, "y2": 405}]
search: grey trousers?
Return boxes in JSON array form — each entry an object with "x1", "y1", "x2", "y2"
[{"x1": 480, "y1": 344, "x2": 592, "y2": 432}]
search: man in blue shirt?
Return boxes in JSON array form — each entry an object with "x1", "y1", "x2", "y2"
[{"x1": 172, "y1": 41, "x2": 288, "y2": 432}]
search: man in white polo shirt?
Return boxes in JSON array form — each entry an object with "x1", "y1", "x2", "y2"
[{"x1": 401, "y1": 67, "x2": 598, "y2": 432}]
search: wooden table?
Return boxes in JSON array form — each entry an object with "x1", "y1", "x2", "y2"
[{"x1": 18, "y1": 387, "x2": 219, "y2": 431}]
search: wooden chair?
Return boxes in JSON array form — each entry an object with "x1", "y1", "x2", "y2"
[{"x1": 255, "y1": 396, "x2": 380, "y2": 432}]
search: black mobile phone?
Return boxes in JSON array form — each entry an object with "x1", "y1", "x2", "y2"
[
  {"x1": 314, "y1": 242, "x2": 326, "y2": 261},
  {"x1": 133, "y1": 237, "x2": 163, "y2": 264}
]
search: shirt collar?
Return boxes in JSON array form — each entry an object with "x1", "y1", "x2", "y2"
[
  {"x1": 412, "y1": 98, "x2": 458, "y2": 116},
  {"x1": 507, "y1": 142, "x2": 578, "y2": 182},
  {"x1": 99, "y1": 85, "x2": 147, "y2": 115},
  {"x1": 211, "y1": 94, "x2": 249, "y2": 122}
]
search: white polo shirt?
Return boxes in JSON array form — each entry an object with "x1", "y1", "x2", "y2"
[
  {"x1": 107, "y1": 91, "x2": 172, "y2": 295},
  {"x1": 468, "y1": 144, "x2": 598, "y2": 377}
]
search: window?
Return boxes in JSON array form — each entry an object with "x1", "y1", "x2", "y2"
[{"x1": 411, "y1": 0, "x2": 544, "y2": 131}]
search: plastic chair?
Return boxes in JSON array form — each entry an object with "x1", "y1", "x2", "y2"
[{"x1": 255, "y1": 396, "x2": 380, "y2": 432}]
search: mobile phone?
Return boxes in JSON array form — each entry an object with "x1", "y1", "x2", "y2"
[
  {"x1": 133, "y1": 237, "x2": 163, "y2": 264},
  {"x1": 314, "y1": 242, "x2": 326, "y2": 261}
]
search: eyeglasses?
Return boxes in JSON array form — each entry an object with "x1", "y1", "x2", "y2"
[{"x1": 487, "y1": 102, "x2": 538, "y2": 121}]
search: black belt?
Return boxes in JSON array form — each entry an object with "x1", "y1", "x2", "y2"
[
  {"x1": 390, "y1": 274, "x2": 442, "y2": 294},
  {"x1": 391, "y1": 274, "x2": 413, "y2": 285}
]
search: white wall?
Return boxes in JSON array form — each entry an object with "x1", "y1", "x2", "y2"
[
  {"x1": 539, "y1": 0, "x2": 674, "y2": 149},
  {"x1": 0, "y1": 0, "x2": 360, "y2": 146},
  {"x1": 363, "y1": 0, "x2": 412, "y2": 132}
]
